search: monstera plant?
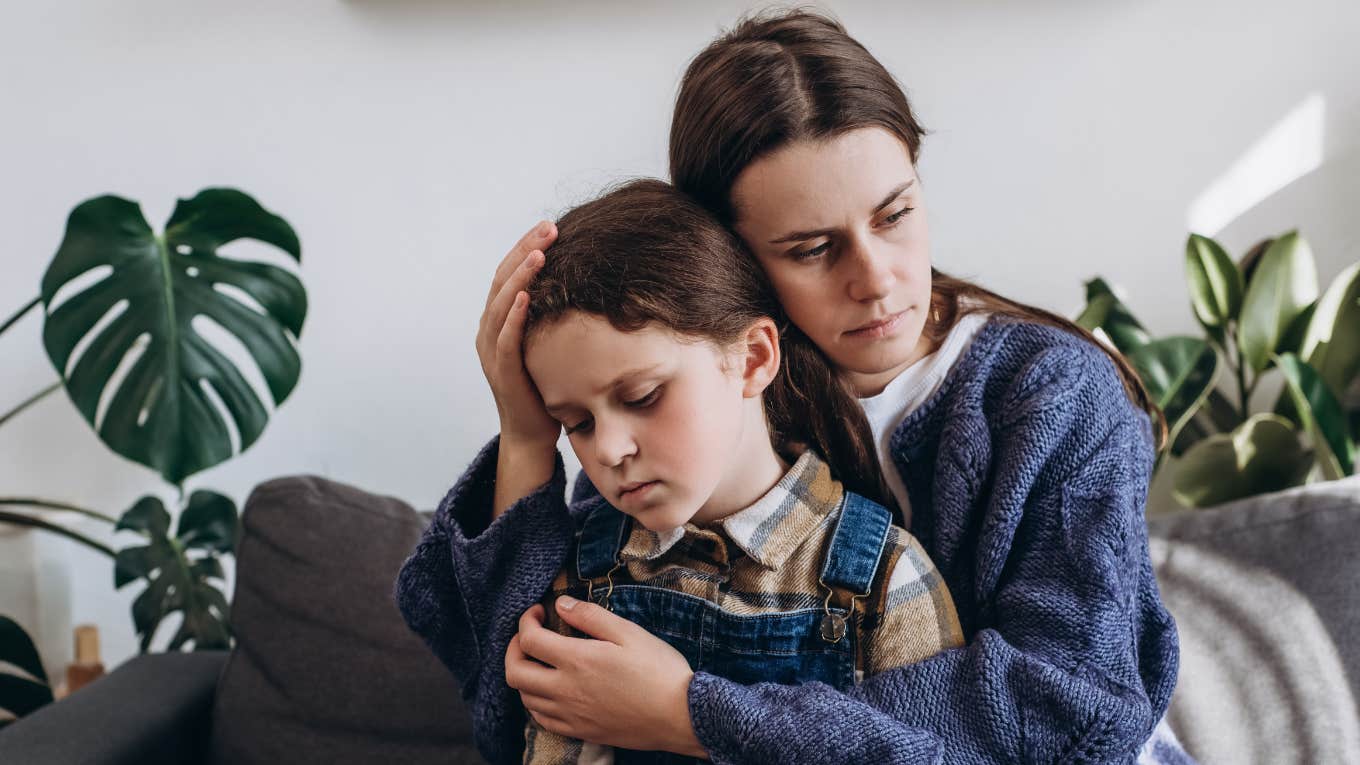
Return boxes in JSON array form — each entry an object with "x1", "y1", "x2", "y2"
[
  {"x1": 0, "y1": 188, "x2": 305, "y2": 654},
  {"x1": 1077, "y1": 230, "x2": 1359, "y2": 508},
  {"x1": 0, "y1": 616, "x2": 53, "y2": 729}
]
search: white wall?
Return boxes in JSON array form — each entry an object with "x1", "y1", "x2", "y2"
[{"x1": 2, "y1": 0, "x2": 1356, "y2": 679}]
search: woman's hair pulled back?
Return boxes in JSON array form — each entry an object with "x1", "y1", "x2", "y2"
[
  {"x1": 669, "y1": 9, "x2": 1167, "y2": 446},
  {"x1": 527, "y1": 179, "x2": 894, "y2": 510}
]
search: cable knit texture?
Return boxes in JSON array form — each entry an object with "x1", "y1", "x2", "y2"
[{"x1": 394, "y1": 318, "x2": 1180, "y2": 764}]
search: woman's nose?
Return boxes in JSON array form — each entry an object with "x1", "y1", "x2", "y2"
[{"x1": 844, "y1": 236, "x2": 896, "y2": 302}]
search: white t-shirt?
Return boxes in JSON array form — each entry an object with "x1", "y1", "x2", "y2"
[{"x1": 858, "y1": 310, "x2": 992, "y2": 527}]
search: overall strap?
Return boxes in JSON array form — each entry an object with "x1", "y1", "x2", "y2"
[
  {"x1": 819, "y1": 491, "x2": 893, "y2": 597},
  {"x1": 575, "y1": 503, "x2": 631, "y2": 580}
]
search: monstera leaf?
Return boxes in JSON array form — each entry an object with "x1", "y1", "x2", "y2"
[
  {"x1": 0, "y1": 616, "x2": 53, "y2": 729},
  {"x1": 40, "y1": 189, "x2": 305, "y2": 486},
  {"x1": 113, "y1": 491, "x2": 237, "y2": 652}
]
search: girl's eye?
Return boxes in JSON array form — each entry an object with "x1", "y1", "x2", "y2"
[
  {"x1": 625, "y1": 388, "x2": 661, "y2": 408},
  {"x1": 790, "y1": 242, "x2": 831, "y2": 261},
  {"x1": 564, "y1": 418, "x2": 594, "y2": 435},
  {"x1": 880, "y1": 206, "x2": 915, "y2": 227}
]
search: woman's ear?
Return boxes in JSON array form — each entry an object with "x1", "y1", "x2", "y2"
[{"x1": 738, "y1": 318, "x2": 781, "y2": 398}]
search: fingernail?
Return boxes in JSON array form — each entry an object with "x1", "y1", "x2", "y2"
[
  {"x1": 557, "y1": 595, "x2": 578, "y2": 611},
  {"x1": 537, "y1": 221, "x2": 552, "y2": 237}
]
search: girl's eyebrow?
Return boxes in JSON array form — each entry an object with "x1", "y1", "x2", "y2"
[
  {"x1": 767, "y1": 179, "x2": 916, "y2": 244},
  {"x1": 542, "y1": 363, "x2": 666, "y2": 413}
]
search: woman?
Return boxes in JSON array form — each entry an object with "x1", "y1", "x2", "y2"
[{"x1": 397, "y1": 10, "x2": 1191, "y2": 764}]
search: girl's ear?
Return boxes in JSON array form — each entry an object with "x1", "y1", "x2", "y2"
[{"x1": 738, "y1": 318, "x2": 781, "y2": 398}]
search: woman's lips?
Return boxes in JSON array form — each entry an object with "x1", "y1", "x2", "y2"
[{"x1": 845, "y1": 309, "x2": 908, "y2": 339}]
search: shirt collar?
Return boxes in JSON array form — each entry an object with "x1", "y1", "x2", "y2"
[{"x1": 617, "y1": 450, "x2": 844, "y2": 570}]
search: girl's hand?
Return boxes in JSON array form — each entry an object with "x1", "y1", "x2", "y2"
[
  {"x1": 506, "y1": 599, "x2": 708, "y2": 759},
  {"x1": 477, "y1": 221, "x2": 560, "y2": 448}
]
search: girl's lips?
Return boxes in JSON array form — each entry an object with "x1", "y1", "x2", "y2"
[
  {"x1": 619, "y1": 481, "x2": 658, "y2": 502},
  {"x1": 845, "y1": 309, "x2": 907, "y2": 339}
]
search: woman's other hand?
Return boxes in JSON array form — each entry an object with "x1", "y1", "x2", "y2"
[
  {"x1": 506, "y1": 599, "x2": 708, "y2": 759},
  {"x1": 477, "y1": 222, "x2": 562, "y2": 517}
]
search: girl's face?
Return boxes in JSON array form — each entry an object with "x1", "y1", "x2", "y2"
[
  {"x1": 524, "y1": 313, "x2": 781, "y2": 532},
  {"x1": 730, "y1": 127, "x2": 934, "y2": 397}
]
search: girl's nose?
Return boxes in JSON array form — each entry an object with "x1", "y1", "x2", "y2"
[
  {"x1": 592, "y1": 418, "x2": 637, "y2": 467},
  {"x1": 844, "y1": 236, "x2": 896, "y2": 303}
]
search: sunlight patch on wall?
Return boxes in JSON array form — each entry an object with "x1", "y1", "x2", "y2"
[{"x1": 1188, "y1": 93, "x2": 1326, "y2": 237}]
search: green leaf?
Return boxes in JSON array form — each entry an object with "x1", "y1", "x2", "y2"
[
  {"x1": 114, "y1": 495, "x2": 171, "y2": 537},
  {"x1": 190, "y1": 556, "x2": 225, "y2": 582},
  {"x1": 1172, "y1": 413, "x2": 1311, "y2": 508},
  {"x1": 0, "y1": 616, "x2": 49, "y2": 685},
  {"x1": 1185, "y1": 234, "x2": 1244, "y2": 338},
  {"x1": 114, "y1": 543, "x2": 156, "y2": 588},
  {"x1": 1237, "y1": 231, "x2": 1319, "y2": 374},
  {"x1": 1276, "y1": 354, "x2": 1355, "y2": 478},
  {"x1": 177, "y1": 490, "x2": 238, "y2": 554},
  {"x1": 0, "y1": 674, "x2": 54, "y2": 719},
  {"x1": 1300, "y1": 263, "x2": 1360, "y2": 406},
  {"x1": 116, "y1": 490, "x2": 237, "y2": 652},
  {"x1": 1080, "y1": 278, "x2": 1150, "y2": 354},
  {"x1": 1238, "y1": 237, "x2": 1275, "y2": 289},
  {"x1": 1128, "y1": 337, "x2": 1220, "y2": 450},
  {"x1": 1203, "y1": 388, "x2": 1241, "y2": 432},
  {"x1": 40, "y1": 189, "x2": 306, "y2": 486}
]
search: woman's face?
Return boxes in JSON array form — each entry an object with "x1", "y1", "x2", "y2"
[{"x1": 730, "y1": 127, "x2": 934, "y2": 397}]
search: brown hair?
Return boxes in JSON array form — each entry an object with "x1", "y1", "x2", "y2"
[
  {"x1": 669, "y1": 9, "x2": 1167, "y2": 447},
  {"x1": 526, "y1": 179, "x2": 895, "y2": 511}
]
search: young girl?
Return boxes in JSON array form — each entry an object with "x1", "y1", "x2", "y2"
[
  {"x1": 496, "y1": 178, "x2": 964, "y2": 764},
  {"x1": 397, "y1": 10, "x2": 1193, "y2": 765}
]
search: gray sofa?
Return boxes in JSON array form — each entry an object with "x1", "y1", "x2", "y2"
[{"x1": 1, "y1": 473, "x2": 1357, "y2": 764}]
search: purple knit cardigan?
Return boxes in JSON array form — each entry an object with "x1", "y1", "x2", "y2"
[{"x1": 395, "y1": 318, "x2": 1180, "y2": 764}]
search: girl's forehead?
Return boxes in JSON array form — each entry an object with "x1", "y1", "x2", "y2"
[{"x1": 524, "y1": 313, "x2": 722, "y2": 398}]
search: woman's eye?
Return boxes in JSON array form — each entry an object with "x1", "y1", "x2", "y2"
[
  {"x1": 790, "y1": 242, "x2": 831, "y2": 261},
  {"x1": 880, "y1": 206, "x2": 915, "y2": 226},
  {"x1": 625, "y1": 388, "x2": 661, "y2": 408}
]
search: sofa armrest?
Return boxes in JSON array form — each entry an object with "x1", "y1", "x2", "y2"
[{"x1": 0, "y1": 650, "x2": 228, "y2": 765}]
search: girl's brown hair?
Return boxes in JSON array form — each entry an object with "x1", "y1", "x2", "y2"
[
  {"x1": 526, "y1": 179, "x2": 895, "y2": 511},
  {"x1": 669, "y1": 10, "x2": 1167, "y2": 446}
]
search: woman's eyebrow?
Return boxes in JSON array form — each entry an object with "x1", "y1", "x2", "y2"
[{"x1": 767, "y1": 179, "x2": 915, "y2": 244}]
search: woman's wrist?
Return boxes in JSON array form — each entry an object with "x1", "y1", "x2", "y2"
[
  {"x1": 667, "y1": 671, "x2": 708, "y2": 759},
  {"x1": 492, "y1": 435, "x2": 558, "y2": 519}
]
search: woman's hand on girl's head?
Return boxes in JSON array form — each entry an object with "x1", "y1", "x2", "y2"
[
  {"x1": 506, "y1": 599, "x2": 708, "y2": 759},
  {"x1": 477, "y1": 221, "x2": 562, "y2": 449}
]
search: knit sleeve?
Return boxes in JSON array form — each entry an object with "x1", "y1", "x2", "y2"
[
  {"x1": 394, "y1": 435, "x2": 577, "y2": 764},
  {"x1": 687, "y1": 342, "x2": 1179, "y2": 764}
]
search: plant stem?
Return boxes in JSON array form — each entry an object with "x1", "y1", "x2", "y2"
[
  {"x1": 0, "y1": 498, "x2": 118, "y2": 525},
  {"x1": 0, "y1": 381, "x2": 62, "y2": 429},
  {"x1": 0, "y1": 296, "x2": 40, "y2": 337},
  {"x1": 0, "y1": 510, "x2": 115, "y2": 557}
]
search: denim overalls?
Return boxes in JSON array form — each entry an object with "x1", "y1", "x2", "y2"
[{"x1": 569, "y1": 491, "x2": 894, "y2": 765}]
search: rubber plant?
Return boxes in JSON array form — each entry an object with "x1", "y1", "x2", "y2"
[
  {"x1": 1076, "y1": 230, "x2": 1359, "y2": 508},
  {"x1": 0, "y1": 189, "x2": 305, "y2": 664}
]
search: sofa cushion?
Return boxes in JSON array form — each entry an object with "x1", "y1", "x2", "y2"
[
  {"x1": 209, "y1": 475, "x2": 483, "y2": 764},
  {"x1": 1148, "y1": 475, "x2": 1360, "y2": 764}
]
